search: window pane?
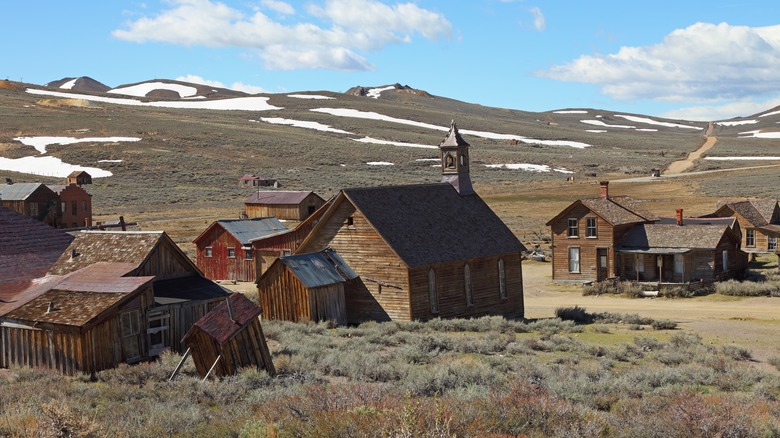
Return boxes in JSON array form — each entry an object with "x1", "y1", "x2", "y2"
[
  {"x1": 567, "y1": 218, "x2": 578, "y2": 237},
  {"x1": 498, "y1": 259, "x2": 507, "y2": 299},
  {"x1": 586, "y1": 218, "x2": 597, "y2": 237},
  {"x1": 569, "y1": 248, "x2": 580, "y2": 273},
  {"x1": 428, "y1": 269, "x2": 439, "y2": 313},
  {"x1": 464, "y1": 264, "x2": 473, "y2": 306}
]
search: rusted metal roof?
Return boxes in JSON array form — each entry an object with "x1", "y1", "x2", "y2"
[
  {"x1": 218, "y1": 217, "x2": 288, "y2": 245},
  {"x1": 340, "y1": 183, "x2": 526, "y2": 268},
  {"x1": 280, "y1": 248, "x2": 358, "y2": 288},
  {"x1": 2, "y1": 262, "x2": 153, "y2": 326},
  {"x1": 183, "y1": 293, "x2": 262, "y2": 345},
  {"x1": 48, "y1": 231, "x2": 168, "y2": 275},
  {"x1": 0, "y1": 206, "x2": 74, "y2": 301},
  {"x1": 244, "y1": 190, "x2": 322, "y2": 205},
  {"x1": 0, "y1": 183, "x2": 54, "y2": 201}
]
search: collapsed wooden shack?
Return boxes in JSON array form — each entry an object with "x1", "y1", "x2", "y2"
[{"x1": 180, "y1": 293, "x2": 275, "y2": 379}]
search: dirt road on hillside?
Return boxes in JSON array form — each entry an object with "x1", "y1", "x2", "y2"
[{"x1": 664, "y1": 122, "x2": 716, "y2": 174}]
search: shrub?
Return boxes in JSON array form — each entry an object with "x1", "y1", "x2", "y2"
[
  {"x1": 721, "y1": 345, "x2": 753, "y2": 361},
  {"x1": 554, "y1": 305, "x2": 593, "y2": 324},
  {"x1": 769, "y1": 356, "x2": 780, "y2": 371},
  {"x1": 651, "y1": 319, "x2": 678, "y2": 330},
  {"x1": 716, "y1": 279, "x2": 780, "y2": 296}
]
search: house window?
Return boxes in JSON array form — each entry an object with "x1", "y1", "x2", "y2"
[
  {"x1": 81, "y1": 200, "x2": 88, "y2": 212},
  {"x1": 205, "y1": 247, "x2": 213, "y2": 257},
  {"x1": 245, "y1": 250, "x2": 253, "y2": 260},
  {"x1": 71, "y1": 200, "x2": 77, "y2": 215},
  {"x1": 464, "y1": 264, "x2": 473, "y2": 306},
  {"x1": 770, "y1": 236, "x2": 777, "y2": 251},
  {"x1": 635, "y1": 254, "x2": 645, "y2": 273},
  {"x1": 722, "y1": 250, "x2": 729, "y2": 272},
  {"x1": 60, "y1": 201, "x2": 66, "y2": 213},
  {"x1": 568, "y1": 247, "x2": 581, "y2": 273},
  {"x1": 586, "y1": 218, "x2": 597, "y2": 238},
  {"x1": 30, "y1": 202, "x2": 38, "y2": 217},
  {"x1": 120, "y1": 310, "x2": 142, "y2": 360},
  {"x1": 347, "y1": 217, "x2": 354, "y2": 228},
  {"x1": 428, "y1": 269, "x2": 439, "y2": 314},
  {"x1": 567, "y1": 218, "x2": 579, "y2": 238},
  {"x1": 147, "y1": 310, "x2": 170, "y2": 356},
  {"x1": 746, "y1": 229, "x2": 755, "y2": 247},
  {"x1": 228, "y1": 247, "x2": 236, "y2": 258},
  {"x1": 498, "y1": 258, "x2": 507, "y2": 299},
  {"x1": 674, "y1": 254, "x2": 684, "y2": 274}
]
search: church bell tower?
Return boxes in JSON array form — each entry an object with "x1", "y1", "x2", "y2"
[{"x1": 439, "y1": 120, "x2": 474, "y2": 196}]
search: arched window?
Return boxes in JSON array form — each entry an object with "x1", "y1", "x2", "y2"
[
  {"x1": 428, "y1": 269, "x2": 439, "y2": 314},
  {"x1": 498, "y1": 258, "x2": 507, "y2": 299},
  {"x1": 444, "y1": 153, "x2": 455, "y2": 169},
  {"x1": 464, "y1": 264, "x2": 473, "y2": 306}
]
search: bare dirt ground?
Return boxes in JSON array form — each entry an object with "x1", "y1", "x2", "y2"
[
  {"x1": 664, "y1": 122, "x2": 716, "y2": 174},
  {"x1": 522, "y1": 261, "x2": 780, "y2": 372}
]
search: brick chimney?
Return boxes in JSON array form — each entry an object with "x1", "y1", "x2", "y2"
[
  {"x1": 599, "y1": 181, "x2": 609, "y2": 199},
  {"x1": 676, "y1": 208, "x2": 683, "y2": 226}
]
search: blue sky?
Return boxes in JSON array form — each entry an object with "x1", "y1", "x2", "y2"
[{"x1": 3, "y1": 0, "x2": 780, "y2": 120}]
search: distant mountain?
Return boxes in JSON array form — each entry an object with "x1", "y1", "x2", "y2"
[
  {"x1": 107, "y1": 79, "x2": 249, "y2": 99},
  {"x1": 46, "y1": 77, "x2": 110, "y2": 93},
  {"x1": 346, "y1": 83, "x2": 433, "y2": 99}
]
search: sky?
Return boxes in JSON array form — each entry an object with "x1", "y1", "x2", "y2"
[{"x1": 3, "y1": 0, "x2": 780, "y2": 121}]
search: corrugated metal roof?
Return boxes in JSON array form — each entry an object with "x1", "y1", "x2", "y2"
[
  {"x1": 183, "y1": 293, "x2": 262, "y2": 344},
  {"x1": 244, "y1": 190, "x2": 320, "y2": 205},
  {"x1": 281, "y1": 249, "x2": 356, "y2": 288},
  {"x1": 218, "y1": 217, "x2": 288, "y2": 245},
  {"x1": 0, "y1": 183, "x2": 51, "y2": 201},
  {"x1": 152, "y1": 275, "x2": 230, "y2": 305}
]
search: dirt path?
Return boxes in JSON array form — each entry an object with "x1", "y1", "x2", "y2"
[
  {"x1": 522, "y1": 261, "x2": 780, "y2": 371},
  {"x1": 664, "y1": 122, "x2": 716, "y2": 174}
]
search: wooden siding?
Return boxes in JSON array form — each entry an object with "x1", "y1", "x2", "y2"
[
  {"x1": 186, "y1": 318, "x2": 275, "y2": 378},
  {"x1": 0, "y1": 190, "x2": 59, "y2": 227},
  {"x1": 245, "y1": 194, "x2": 325, "y2": 221},
  {"x1": 550, "y1": 205, "x2": 617, "y2": 282},
  {"x1": 136, "y1": 240, "x2": 195, "y2": 280},
  {"x1": 299, "y1": 203, "x2": 411, "y2": 321},
  {"x1": 0, "y1": 286, "x2": 154, "y2": 375},
  {"x1": 57, "y1": 184, "x2": 92, "y2": 228},
  {"x1": 195, "y1": 226, "x2": 256, "y2": 282},
  {"x1": 408, "y1": 254, "x2": 524, "y2": 321},
  {"x1": 152, "y1": 298, "x2": 223, "y2": 354},
  {"x1": 258, "y1": 263, "x2": 348, "y2": 325}
]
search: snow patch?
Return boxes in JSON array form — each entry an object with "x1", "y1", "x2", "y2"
[
  {"x1": 485, "y1": 163, "x2": 573, "y2": 173},
  {"x1": 0, "y1": 156, "x2": 112, "y2": 178},
  {"x1": 60, "y1": 78, "x2": 77, "y2": 90},
  {"x1": 553, "y1": 110, "x2": 587, "y2": 114},
  {"x1": 738, "y1": 130, "x2": 780, "y2": 139},
  {"x1": 14, "y1": 136, "x2": 141, "y2": 155},
  {"x1": 581, "y1": 119, "x2": 635, "y2": 129},
  {"x1": 586, "y1": 130, "x2": 607, "y2": 133},
  {"x1": 367, "y1": 86, "x2": 396, "y2": 99},
  {"x1": 253, "y1": 118, "x2": 352, "y2": 134},
  {"x1": 367, "y1": 161, "x2": 394, "y2": 165},
  {"x1": 287, "y1": 94, "x2": 334, "y2": 100},
  {"x1": 717, "y1": 120, "x2": 757, "y2": 126},
  {"x1": 354, "y1": 137, "x2": 437, "y2": 149},
  {"x1": 614, "y1": 115, "x2": 701, "y2": 130},
  {"x1": 109, "y1": 82, "x2": 198, "y2": 98},
  {"x1": 704, "y1": 156, "x2": 780, "y2": 161}
]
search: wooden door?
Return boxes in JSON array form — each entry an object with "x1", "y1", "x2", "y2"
[{"x1": 597, "y1": 248, "x2": 609, "y2": 281}]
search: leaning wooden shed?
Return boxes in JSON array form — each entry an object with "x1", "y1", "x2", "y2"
[
  {"x1": 257, "y1": 248, "x2": 358, "y2": 325},
  {"x1": 181, "y1": 293, "x2": 275, "y2": 379}
]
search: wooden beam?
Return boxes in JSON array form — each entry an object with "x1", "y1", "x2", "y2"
[
  {"x1": 168, "y1": 348, "x2": 191, "y2": 381},
  {"x1": 203, "y1": 354, "x2": 222, "y2": 381}
]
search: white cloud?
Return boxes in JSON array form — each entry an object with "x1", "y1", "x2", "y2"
[
  {"x1": 176, "y1": 74, "x2": 268, "y2": 94},
  {"x1": 660, "y1": 97, "x2": 780, "y2": 121},
  {"x1": 539, "y1": 22, "x2": 780, "y2": 105},
  {"x1": 529, "y1": 7, "x2": 545, "y2": 31},
  {"x1": 261, "y1": 0, "x2": 295, "y2": 15},
  {"x1": 113, "y1": 0, "x2": 451, "y2": 71}
]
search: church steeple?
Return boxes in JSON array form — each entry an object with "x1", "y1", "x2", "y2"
[{"x1": 439, "y1": 120, "x2": 474, "y2": 196}]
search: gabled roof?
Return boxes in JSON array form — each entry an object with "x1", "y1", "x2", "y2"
[
  {"x1": 48, "y1": 231, "x2": 200, "y2": 276},
  {"x1": 618, "y1": 224, "x2": 732, "y2": 251},
  {"x1": 194, "y1": 217, "x2": 288, "y2": 246},
  {"x1": 715, "y1": 199, "x2": 779, "y2": 227},
  {"x1": 306, "y1": 183, "x2": 525, "y2": 268},
  {"x1": 183, "y1": 293, "x2": 262, "y2": 345},
  {"x1": 244, "y1": 190, "x2": 322, "y2": 205},
  {"x1": 239, "y1": 174, "x2": 274, "y2": 181},
  {"x1": 0, "y1": 206, "x2": 74, "y2": 297},
  {"x1": 0, "y1": 183, "x2": 56, "y2": 201},
  {"x1": 1, "y1": 262, "x2": 152, "y2": 324},
  {"x1": 278, "y1": 248, "x2": 359, "y2": 288},
  {"x1": 68, "y1": 170, "x2": 90, "y2": 178},
  {"x1": 547, "y1": 195, "x2": 657, "y2": 227}
]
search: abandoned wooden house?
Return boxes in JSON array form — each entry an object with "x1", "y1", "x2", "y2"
[
  {"x1": 47, "y1": 231, "x2": 230, "y2": 356},
  {"x1": 238, "y1": 174, "x2": 277, "y2": 189},
  {"x1": 67, "y1": 170, "x2": 92, "y2": 186},
  {"x1": 0, "y1": 182, "x2": 59, "y2": 226},
  {"x1": 709, "y1": 199, "x2": 780, "y2": 256},
  {"x1": 0, "y1": 262, "x2": 155, "y2": 375},
  {"x1": 268, "y1": 122, "x2": 526, "y2": 324},
  {"x1": 244, "y1": 190, "x2": 325, "y2": 221},
  {"x1": 546, "y1": 181, "x2": 657, "y2": 282},
  {"x1": 47, "y1": 183, "x2": 93, "y2": 228},
  {"x1": 616, "y1": 210, "x2": 747, "y2": 284},
  {"x1": 258, "y1": 248, "x2": 359, "y2": 325},
  {"x1": 193, "y1": 217, "x2": 288, "y2": 282},
  {"x1": 0, "y1": 206, "x2": 74, "y2": 299},
  {"x1": 181, "y1": 292, "x2": 275, "y2": 379}
]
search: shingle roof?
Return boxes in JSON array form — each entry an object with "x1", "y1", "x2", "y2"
[
  {"x1": 48, "y1": 231, "x2": 166, "y2": 275},
  {"x1": 280, "y1": 248, "x2": 359, "y2": 288},
  {"x1": 717, "y1": 199, "x2": 779, "y2": 226},
  {"x1": 218, "y1": 217, "x2": 288, "y2": 245},
  {"x1": 657, "y1": 216, "x2": 736, "y2": 227},
  {"x1": 579, "y1": 196, "x2": 657, "y2": 226},
  {"x1": 1, "y1": 262, "x2": 152, "y2": 324},
  {"x1": 183, "y1": 293, "x2": 262, "y2": 345},
  {"x1": 0, "y1": 206, "x2": 74, "y2": 298},
  {"x1": 244, "y1": 191, "x2": 320, "y2": 205},
  {"x1": 341, "y1": 183, "x2": 526, "y2": 267},
  {"x1": 619, "y1": 224, "x2": 729, "y2": 251},
  {"x1": 0, "y1": 183, "x2": 53, "y2": 201}
]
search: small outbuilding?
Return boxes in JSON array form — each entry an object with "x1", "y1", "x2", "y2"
[
  {"x1": 67, "y1": 170, "x2": 92, "y2": 186},
  {"x1": 181, "y1": 293, "x2": 275, "y2": 379},
  {"x1": 258, "y1": 248, "x2": 359, "y2": 325},
  {"x1": 238, "y1": 174, "x2": 277, "y2": 189}
]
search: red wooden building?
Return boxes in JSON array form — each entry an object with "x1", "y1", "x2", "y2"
[
  {"x1": 0, "y1": 182, "x2": 59, "y2": 226},
  {"x1": 193, "y1": 217, "x2": 288, "y2": 282},
  {"x1": 48, "y1": 183, "x2": 93, "y2": 228}
]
